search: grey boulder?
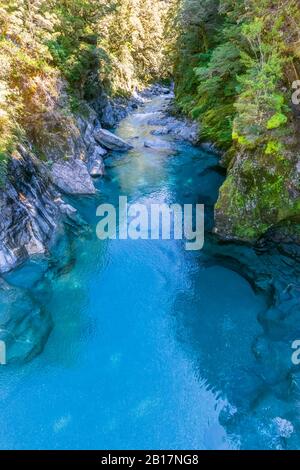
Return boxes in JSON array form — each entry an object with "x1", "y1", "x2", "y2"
[
  {"x1": 88, "y1": 153, "x2": 105, "y2": 177},
  {"x1": 94, "y1": 128, "x2": 133, "y2": 152},
  {"x1": 51, "y1": 159, "x2": 96, "y2": 195}
]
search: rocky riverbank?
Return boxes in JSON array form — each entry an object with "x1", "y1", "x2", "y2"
[{"x1": 0, "y1": 84, "x2": 199, "y2": 274}]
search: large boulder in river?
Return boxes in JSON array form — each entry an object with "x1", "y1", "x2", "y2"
[
  {"x1": 51, "y1": 159, "x2": 96, "y2": 195},
  {"x1": 94, "y1": 128, "x2": 133, "y2": 151}
]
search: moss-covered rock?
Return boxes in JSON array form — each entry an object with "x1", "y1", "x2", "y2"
[
  {"x1": 172, "y1": 0, "x2": 300, "y2": 243},
  {"x1": 214, "y1": 145, "x2": 300, "y2": 242}
]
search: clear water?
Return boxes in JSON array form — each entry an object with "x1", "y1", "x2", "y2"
[{"x1": 0, "y1": 95, "x2": 299, "y2": 450}]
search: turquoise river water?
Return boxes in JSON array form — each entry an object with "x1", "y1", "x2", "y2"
[{"x1": 0, "y1": 94, "x2": 299, "y2": 450}]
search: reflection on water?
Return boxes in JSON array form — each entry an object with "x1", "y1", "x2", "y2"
[{"x1": 0, "y1": 94, "x2": 299, "y2": 450}]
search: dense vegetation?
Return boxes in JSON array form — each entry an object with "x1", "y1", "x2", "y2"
[
  {"x1": 172, "y1": 0, "x2": 300, "y2": 240},
  {"x1": 0, "y1": 0, "x2": 171, "y2": 168}
]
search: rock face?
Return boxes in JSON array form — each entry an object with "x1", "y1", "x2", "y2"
[
  {"x1": 91, "y1": 89, "x2": 145, "y2": 129},
  {"x1": 26, "y1": 78, "x2": 108, "y2": 182},
  {"x1": 27, "y1": 79, "x2": 100, "y2": 163},
  {"x1": 0, "y1": 143, "x2": 98, "y2": 274},
  {"x1": 51, "y1": 159, "x2": 96, "y2": 195},
  {"x1": 0, "y1": 145, "x2": 60, "y2": 273},
  {"x1": 94, "y1": 128, "x2": 133, "y2": 151}
]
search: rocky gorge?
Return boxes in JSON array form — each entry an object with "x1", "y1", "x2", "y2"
[
  {"x1": 0, "y1": 0, "x2": 300, "y2": 451},
  {"x1": 0, "y1": 84, "x2": 198, "y2": 274}
]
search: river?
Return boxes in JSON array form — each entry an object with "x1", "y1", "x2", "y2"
[{"x1": 0, "y1": 93, "x2": 299, "y2": 450}]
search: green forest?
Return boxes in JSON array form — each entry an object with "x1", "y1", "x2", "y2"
[
  {"x1": 173, "y1": 0, "x2": 300, "y2": 240},
  {"x1": 0, "y1": 0, "x2": 299, "y2": 241},
  {"x1": 0, "y1": 0, "x2": 171, "y2": 161}
]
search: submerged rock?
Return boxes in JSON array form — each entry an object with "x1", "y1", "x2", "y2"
[
  {"x1": 55, "y1": 197, "x2": 78, "y2": 217},
  {"x1": 202, "y1": 232, "x2": 300, "y2": 442},
  {"x1": 94, "y1": 128, "x2": 133, "y2": 152},
  {"x1": 151, "y1": 128, "x2": 169, "y2": 136},
  {"x1": 51, "y1": 159, "x2": 96, "y2": 195},
  {"x1": 0, "y1": 280, "x2": 53, "y2": 364},
  {"x1": 148, "y1": 114, "x2": 199, "y2": 144},
  {"x1": 144, "y1": 139, "x2": 175, "y2": 151}
]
